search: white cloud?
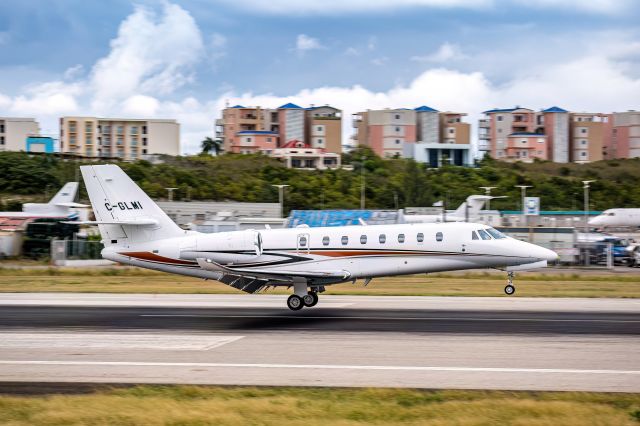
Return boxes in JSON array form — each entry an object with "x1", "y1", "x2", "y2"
[
  {"x1": 63, "y1": 64, "x2": 84, "y2": 80},
  {"x1": 344, "y1": 47, "x2": 360, "y2": 56},
  {"x1": 295, "y1": 34, "x2": 323, "y2": 55},
  {"x1": 122, "y1": 95, "x2": 160, "y2": 116},
  {"x1": 370, "y1": 57, "x2": 388, "y2": 66},
  {"x1": 220, "y1": 0, "x2": 492, "y2": 14},
  {"x1": 411, "y1": 42, "x2": 467, "y2": 63},
  {"x1": 10, "y1": 81, "x2": 81, "y2": 116},
  {"x1": 516, "y1": 0, "x2": 633, "y2": 15},
  {"x1": 89, "y1": 2, "x2": 204, "y2": 112}
]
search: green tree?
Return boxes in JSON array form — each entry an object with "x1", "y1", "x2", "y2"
[{"x1": 200, "y1": 137, "x2": 222, "y2": 155}]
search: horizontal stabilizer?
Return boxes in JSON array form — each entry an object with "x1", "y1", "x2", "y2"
[
  {"x1": 55, "y1": 202, "x2": 89, "y2": 208},
  {"x1": 63, "y1": 218, "x2": 159, "y2": 226}
]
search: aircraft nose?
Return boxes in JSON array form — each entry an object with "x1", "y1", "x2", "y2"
[{"x1": 536, "y1": 245, "x2": 558, "y2": 262}]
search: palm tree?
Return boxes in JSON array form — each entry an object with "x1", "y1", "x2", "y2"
[{"x1": 201, "y1": 137, "x2": 222, "y2": 155}]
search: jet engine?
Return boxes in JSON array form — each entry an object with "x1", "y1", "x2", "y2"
[{"x1": 183, "y1": 230, "x2": 263, "y2": 264}]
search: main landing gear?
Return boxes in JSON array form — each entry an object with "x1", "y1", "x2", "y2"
[
  {"x1": 287, "y1": 291, "x2": 318, "y2": 311},
  {"x1": 504, "y1": 271, "x2": 516, "y2": 295}
]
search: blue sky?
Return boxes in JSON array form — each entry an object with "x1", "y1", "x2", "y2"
[{"x1": 1, "y1": 0, "x2": 639, "y2": 153}]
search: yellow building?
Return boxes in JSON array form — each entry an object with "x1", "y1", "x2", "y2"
[{"x1": 59, "y1": 117, "x2": 180, "y2": 160}]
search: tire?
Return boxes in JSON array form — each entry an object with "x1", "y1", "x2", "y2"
[
  {"x1": 287, "y1": 295, "x2": 304, "y2": 311},
  {"x1": 504, "y1": 285, "x2": 515, "y2": 295},
  {"x1": 303, "y1": 292, "x2": 318, "y2": 307}
]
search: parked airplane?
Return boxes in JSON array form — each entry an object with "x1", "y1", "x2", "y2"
[
  {"x1": 589, "y1": 209, "x2": 640, "y2": 228},
  {"x1": 0, "y1": 182, "x2": 85, "y2": 219},
  {"x1": 78, "y1": 165, "x2": 557, "y2": 310},
  {"x1": 403, "y1": 195, "x2": 503, "y2": 223}
]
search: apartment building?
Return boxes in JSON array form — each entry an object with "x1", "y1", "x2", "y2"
[
  {"x1": 0, "y1": 117, "x2": 40, "y2": 152},
  {"x1": 305, "y1": 105, "x2": 342, "y2": 153},
  {"x1": 570, "y1": 113, "x2": 611, "y2": 163},
  {"x1": 353, "y1": 108, "x2": 417, "y2": 158},
  {"x1": 217, "y1": 103, "x2": 343, "y2": 162},
  {"x1": 271, "y1": 139, "x2": 341, "y2": 170},
  {"x1": 354, "y1": 106, "x2": 472, "y2": 166},
  {"x1": 480, "y1": 106, "x2": 569, "y2": 163},
  {"x1": 608, "y1": 111, "x2": 640, "y2": 159},
  {"x1": 59, "y1": 117, "x2": 179, "y2": 160}
]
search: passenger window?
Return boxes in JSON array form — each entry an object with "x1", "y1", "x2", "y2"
[
  {"x1": 472, "y1": 231, "x2": 479, "y2": 240},
  {"x1": 436, "y1": 232, "x2": 443, "y2": 242},
  {"x1": 478, "y1": 229, "x2": 492, "y2": 240},
  {"x1": 341, "y1": 236, "x2": 348, "y2": 245},
  {"x1": 322, "y1": 236, "x2": 330, "y2": 246},
  {"x1": 398, "y1": 234, "x2": 405, "y2": 243},
  {"x1": 379, "y1": 234, "x2": 386, "y2": 244},
  {"x1": 417, "y1": 233, "x2": 424, "y2": 243},
  {"x1": 360, "y1": 235, "x2": 367, "y2": 244},
  {"x1": 299, "y1": 236, "x2": 307, "y2": 247}
]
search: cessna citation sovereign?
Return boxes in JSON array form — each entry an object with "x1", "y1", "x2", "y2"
[{"x1": 78, "y1": 165, "x2": 558, "y2": 310}]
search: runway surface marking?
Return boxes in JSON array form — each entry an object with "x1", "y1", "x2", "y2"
[
  {"x1": 0, "y1": 333, "x2": 244, "y2": 350},
  {"x1": 139, "y1": 314, "x2": 640, "y2": 323},
  {"x1": 0, "y1": 360, "x2": 638, "y2": 375}
]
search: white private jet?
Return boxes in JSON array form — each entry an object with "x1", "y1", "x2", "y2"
[
  {"x1": 78, "y1": 165, "x2": 557, "y2": 310},
  {"x1": 589, "y1": 209, "x2": 640, "y2": 228},
  {"x1": 0, "y1": 182, "x2": 85, "y2": 219},
  {"x1": 403, "y1": 195, "x2": 503, "y2": 224}
]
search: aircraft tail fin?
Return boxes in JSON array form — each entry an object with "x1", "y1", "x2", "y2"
[
  {"x1": 48, "y1": 182, "x2": 79, "y2": 205},
  {"x1": 452, "y1": 195, "x2": 496, "y2": 219},
  {"x1": 80, "y1": 165, "x2": 184, "y2": 246}
]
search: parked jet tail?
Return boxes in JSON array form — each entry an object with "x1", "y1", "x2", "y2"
[
  {"x1": 452, "y1": 195, "x2": 504, "y2": 219},
  {"x1": 80, "y1": 164, "x2": 185, "y2": 246},
  {"x1": 48, "y1": 182, "x2": 79, "y2": 206}
]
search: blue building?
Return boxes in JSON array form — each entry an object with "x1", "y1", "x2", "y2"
[{"x1": 26, "y1": 136, "x2": 55, "y2": 153}]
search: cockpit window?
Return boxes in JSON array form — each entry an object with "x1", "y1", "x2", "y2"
[
  {"x1": 486, "y1": 228, "x2": 507, "y2": 239},
  {"x1": 472, "y1": 231, "x2": 479, "y2": 240},
  {"x1": 477, "y1": 229, "x2": 492, "y2": 240}
]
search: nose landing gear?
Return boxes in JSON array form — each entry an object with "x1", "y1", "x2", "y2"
[{"x1": 504, "y1": 271, "x2": 516, "y2": 295}]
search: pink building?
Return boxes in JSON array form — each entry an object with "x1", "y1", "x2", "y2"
[
  {"x1": 228, "y1": 130, "x2": 278, "y2": 154},
  {"x1": 353, "y1": 108, "x2": 417, "y2": 158},
  {"x1": 271, "y1": 139, "x2": 340, "y2": 170},
  {"x1": 608, "y1": 111, "x2": 640, "y2": 159},
  {"x1": 505, "y1": 133, "x2": 548, "y2": 161}
]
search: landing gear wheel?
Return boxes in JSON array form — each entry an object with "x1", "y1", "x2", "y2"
[
  {"x1": 287, "y1": 295, "x2": 304, "y2": 311},
  {"x1": 504, "y1": 284, "x2": 515, "y2": 295},
  {"x1": 303, "y1": 292, "x2": 318, "y2": 307}
]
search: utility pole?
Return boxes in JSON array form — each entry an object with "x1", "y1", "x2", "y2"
[
  {"x1": 165, "y1": 187, "x2": 178, "y2": 202},
  {"x1": 583, "y1": 180, "x2": 595, "y2": 234},
  {"x1": 272, "y1": 184, "x2": 290, "y2": 218},
  {"x1": 360, "y1": 156, "x2": 366, "y2": 210},
  {"x1": 479, "y1": 186, "x2": 497, "y2": 211},
  {"x1": 514, "y1": 185, "x2": 532, "y2": 226}
]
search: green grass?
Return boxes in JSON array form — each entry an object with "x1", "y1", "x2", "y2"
[
  {"x1": 0, "y1": 386, "x2": 639, "y2": 425},
  {"x1": 0, "y1": 268, "x2": 639, "y2": 297}
]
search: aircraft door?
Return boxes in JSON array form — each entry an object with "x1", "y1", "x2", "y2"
[{"x1": 296, "y1": 233, "x2": 310, "y2": 254}]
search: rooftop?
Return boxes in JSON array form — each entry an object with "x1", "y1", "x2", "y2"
[
  {"x1": 414, "y1": 105, "x2": 439, "y2": 112},
  {"x1": 542, "y1": 106, "x2": 568, "y2": 113},
  {"x1": 278, "y1": 103, "x2": 302, "y2": 109}
]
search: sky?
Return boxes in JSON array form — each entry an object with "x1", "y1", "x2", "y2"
[{"x1": 1, "y1": 0, "x2": 640, "y2": 154}]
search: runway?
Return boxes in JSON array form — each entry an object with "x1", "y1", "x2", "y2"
[{"x1": 0, "y1": 293, "x2": 638, "y2": 392}]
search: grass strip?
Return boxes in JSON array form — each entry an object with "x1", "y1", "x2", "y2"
[{"x1": 0, "y1": 385, "x2": 639, "y2": 425}]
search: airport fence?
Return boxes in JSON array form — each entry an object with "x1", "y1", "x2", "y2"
[{"x1": 50, "y1": 239, "x2": 111, "y2": 266}]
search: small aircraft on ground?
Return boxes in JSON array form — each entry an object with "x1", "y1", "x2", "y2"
[{"x1": 0, "y1": 182, "x2": 85, "y2": 219}]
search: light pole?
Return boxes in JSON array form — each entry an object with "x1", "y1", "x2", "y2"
[
  {"x1": 272, "y1": 184, "x2": 290, "y2": 218},
  {"x1": 479, "y1": 186, "x2": 497, "y2": 211},
  {"x1": 165, "y1": 187, "x2": 178, "y2": 202},
  {"x1": 582, "y1": 180, "x2": 595, "y2": 233},
  {"x1": 514, "y1": 185, "x2": 532, "y2": 225},
  {"x1": 360, "y1": 157, "x2": 366, "y2": 210}
]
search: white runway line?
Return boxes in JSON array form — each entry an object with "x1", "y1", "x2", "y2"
[
  {"x1": 0, "y1": 360, "x2": 638, "y2": 375},
  {"x1": 139, "y1": 314, "x2": 640, "y2": 323}
]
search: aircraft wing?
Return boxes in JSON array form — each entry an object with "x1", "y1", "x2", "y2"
[
  {"x1": 196, "y1": 258, "x2": 351, "y2": 293},
  {"x1": 63, "y1": 218, "x2": 159, "y2": 226}
]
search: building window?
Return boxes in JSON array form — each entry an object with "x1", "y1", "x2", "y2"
[
  {"x1": 581, "y1": 128, "x2": 587, "y2": 134},
  {"x1": 395, "y1": 114, "x2": 400, "y2": 119},
  {"x1": 497, "y1": 116, "x2": 503, "y2": 122},
  {"x1": 341, "y1": 236, "x2": 348, "y2": 245},
  {"x1": 0, "y1": 124, "x2": 4, "y2": 133},
  {"x1": 117, "y1": 126, "x2": 123, "y2": 135},
  {"x1": 142, "y1": 149, "x2": 147, "y2": 154},
  {"x1": 131, "y1": 126, "x2": 138, "y2": 135},
  {"x1": 379, "y1": 234, "x2": 386, "y2": 244},
  {"x1": 142, "y1": 138, "x2": 147, "y2": 146},
  {"x1": 317, "y1": 139, "x2": 323, "y2": 144},
  {"x1": 317, "y1": 126, "x2": 322, "y2": 132},
  {"x1": 581, "y1": 152, "x2": 587, "y2": 157},
  {"x1": 267, "y1": 137, "x2": 272, "y2": 142},
  {"x1": 360, "y1": 235, "x2": 367, "y2": 244},
  {"x1": 436, "y1": 232, "x2": 443, "y2": 242},
  {"x1": 449, "y1": 129, "x2": 454, "y2": 134},
  {"x1": 322, "y1": 236, "x2": 330, "y2": 246},
  {"x1": 417, "y1": 233, "x2": 424, "y2": 243},
  {"x1": 581, "y1": 140, "x2": 587, "y2": 145},
  {"x1": 395, "y1": 139, "x2": 400, "y2": 144},
  {"x1": 142, "y1": 126, "x2": 147, "y2": 134},
  {"x1": 395, "y1": 127, "x2": 400, "y2": 132},
  {"x1": 398, "y1": 233, "x2": 405, "y2": 243},
  {"x1": 0, "y1": 136, "x2": 4, "y2": 145}
]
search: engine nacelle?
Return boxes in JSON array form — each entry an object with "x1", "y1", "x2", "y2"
[{"x1": 183, "y1": 230, "x2": 263, "y2": 264}]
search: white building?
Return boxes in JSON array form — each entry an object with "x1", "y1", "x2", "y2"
[{"x1": 0, "y1": 117, "x2": 40, "y2": 152}]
